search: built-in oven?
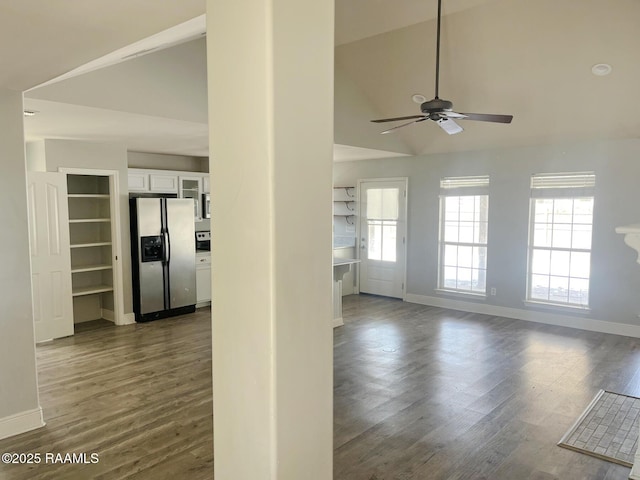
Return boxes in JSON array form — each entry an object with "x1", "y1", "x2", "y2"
[
  {"x1": 195, "y1": 231, "x2": 211, "y2": 251},
  {"x1": 202, "y1": 193, "x2": 210, "y2": 219}
]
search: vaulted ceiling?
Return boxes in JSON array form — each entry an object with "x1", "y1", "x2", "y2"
[{"x1": 4, "y1": 0, "x2": 639, "y2": 160}]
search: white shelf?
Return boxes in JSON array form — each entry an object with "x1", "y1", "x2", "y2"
[
  {"x1": 69, "y1": 218, "x2": 111, "y2": 223},
  {"x1": 70, "y1": 241, "x2": 112, "y2": 249},
  {"x1": 68, "y1": 194, "x2": 110, "y2": 199},
  {"x1": 72, "y1": 285, "x2": 114, "y2": 297},
  {"x1": 71, "y1": 264, "x2": 113, "y2": 273}
]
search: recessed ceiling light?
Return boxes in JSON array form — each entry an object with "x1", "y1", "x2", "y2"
[
  {"x1": 23, "y1": 110, "x2": 38, "y2": 117},
  {"x1": 591, "y1": 63, "x2": 612, "y2": 76},
  {"x1": 412, "y1": 94, "x2": 426, "y2": 104}
]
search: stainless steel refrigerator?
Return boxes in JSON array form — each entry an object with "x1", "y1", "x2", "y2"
[{"x1": 130, "y1": 197, "x2": 196, "y2": 322}]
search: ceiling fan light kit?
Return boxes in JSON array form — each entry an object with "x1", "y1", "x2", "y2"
[{"x1": 371, "y1": 0, "x2": 513, "y2": 135}]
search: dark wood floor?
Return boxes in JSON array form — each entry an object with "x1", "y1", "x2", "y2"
[
  {"x1": 0, "y1": 309, "x2": 214, "y2": 480},
  {"x1": 1, "y1": 295, "x2": 639, "y2": 479},
  {"x1": 334, "y1": 295, "x2": 640, "y2": 480}
]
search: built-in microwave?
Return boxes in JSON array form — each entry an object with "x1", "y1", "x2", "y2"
[{"x1": 202, "y1": 193, "x2": 210, "y2": 219}]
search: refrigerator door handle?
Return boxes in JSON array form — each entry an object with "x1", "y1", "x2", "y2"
[{"x1": 163, "y1": 231, "x2": 171, "y2": 264}]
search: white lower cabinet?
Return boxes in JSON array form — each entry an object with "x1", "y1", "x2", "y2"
[{"x1": 196, "y1": 253, "x2": 211, "y2": 306}]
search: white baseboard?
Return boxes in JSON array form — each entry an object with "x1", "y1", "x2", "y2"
[
  {"x1": 101, "y1": 308, "x2": 115, "y2": 323},
  {"x1": 0, "y1": 407, "x2": 45, "y2": 441},
  {"x1": 629, "y1": 461, "x2": 640, "y2": 480},
  {"x1": 118, "y1": 312, "x2": 136, "y2": 325},
  {"x1": 333, "y1": 317, "x2": 344, "y2": 328},
  {"x1": 196, "y1": 301, "x2": 211, "y2": 309},
  {"x1": 405, "y1": 293, "x2": 640, "y2": 338}
]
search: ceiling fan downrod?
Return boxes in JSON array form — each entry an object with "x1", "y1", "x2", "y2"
[{"x1": 434, "y1": 0, "x2": 442, "y2": 99}]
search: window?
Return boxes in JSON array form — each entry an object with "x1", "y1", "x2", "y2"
[
  {"x1": 527, "y1": 172, "x2": 595, "y2": 308},
  {"x1": 366, "y1": 187, "x2": 399, "y2": 262},
  {"x1": 438, "y1": 176, "x2": 489, "y2": 294}
]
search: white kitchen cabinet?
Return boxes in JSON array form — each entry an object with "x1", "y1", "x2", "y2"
[
  {"x1": 128, "y1": 171, "x2": 149, "y2": 191},
  {"x1": 149, "y1": 173, "x2": 178, "y2": 193},
  {"x1": 196, "y1": 253, "x2": 211, "y2": 307},
  {"x1": 179, "y1": 176, "x2": 203, "y2": 221},
  {"x1": 203, "y1": 174, "x2": 210, "y2": 193}
]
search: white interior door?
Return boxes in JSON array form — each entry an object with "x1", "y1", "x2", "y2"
[
  {"x1": 358, "y1": 179, "x2": 407, "y2": 298},
  {"x1": 27, "y1": 172, "x2": 74, "y2": 341}
]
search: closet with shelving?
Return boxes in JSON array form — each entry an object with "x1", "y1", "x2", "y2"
[{"x1": 67, "y1": 174, "x2": 117, "y2": 323}]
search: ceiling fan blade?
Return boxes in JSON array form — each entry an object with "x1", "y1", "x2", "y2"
[
  {"x1": 371, "y1": 115, "x2": 427, "y2": 123},
  {"x1": 435, "y1": 118, "x2": 463, "y2": 135},
  {"x1": 380, "y1": 118, "x2": 427, "y2": 134},
  {"x1": 456, "y1": 112, "x2": 513, "y2": 124},
  {"x1": 439, "y1": 111, "x2": 466, "y2": 119}
]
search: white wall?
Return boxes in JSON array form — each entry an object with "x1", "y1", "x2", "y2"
[
  {"x1": 334, "y1": 138, "x2": 640, "y2": 334},
  {"x1": 128, "y1": 151, "x2": 208, "y2": 172},
  {"x1": 0, "y1": 88, "x2": 42, "y2": 437},
  {"x1": 43, "y1": 140, "x2": 133, "y2": 317},
  {"x1": 26, "y1": 39, "x2": 208, "y2": 124},
  {"x1": 334, "y1": 63, "x2": 412, "y2": 155}
]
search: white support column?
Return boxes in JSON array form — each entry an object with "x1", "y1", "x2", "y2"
[
  {"x1": 207, "y1": 0, "x2": 334, "y2": 479},
  {"x1": 615, "y1": 224, "x2": 640, "y2": 479}
]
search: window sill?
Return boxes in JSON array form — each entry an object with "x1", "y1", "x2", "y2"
[
  {"x1": 523, "y1": 300, "x2": 591, "y2": 314},
  {"x1": 435, "y1": 288, "x2": 487, "y2": 299}
]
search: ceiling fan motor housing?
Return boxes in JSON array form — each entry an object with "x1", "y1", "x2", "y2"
[{"x1": 421, "y1": 98, "x2": 453, "y2": 114}]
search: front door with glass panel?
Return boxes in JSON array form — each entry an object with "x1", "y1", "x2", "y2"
[{"x1": 358, "y1": 179, "x2": 407, "y2": 298}]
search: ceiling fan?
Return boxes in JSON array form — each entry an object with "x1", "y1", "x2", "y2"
[{"x1": 371, "y1": 0, "x2": 513, "y2": 135}]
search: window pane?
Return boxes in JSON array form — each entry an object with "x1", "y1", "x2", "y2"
[
  {"x1": 459, "y1": 223, "x2": 474, "y2": 243},
  {"x1": 570, "y1": 251, "x2": 590, "y2": 278},
  {"x1": 472, "y1": 268, "x2": 487, "y2": 292},
  {"x1": 444, "y1": 196, "x2": 459, "y2": 221},
  {"x1": 457, "y1": 267, "x2": 472, "y2": 289},
  {"x1": 533, "y1": 224, "x2": 552, "y2": 247},
  {"x1": 443, "y1": 267, "x2": 457, "y2": 289},
  {"x1": 444, "y1": 244, "x2": 458, "y2": 266},
  {"x1": 444, "y1": 222, "x2": 459, "y2": 243},
  {"x1": 530, "y1": 274, "x2": 550, "y2": 300},
  {"x1": 531, "y1": 249, "x2": 551, "y2": 275},
  {"x1": 458, "y1": 246, "x2": 473, "y2": 268},
  {"x1": 475, "y1": 221, "x2": 489, "y2": 243},
  {"x1": 381, "y1": 223, "x2": 397, "y2": 262},
  {"x1": 549, "y1": 276, "x2": 569, "y2": 303},
  {"x1": 367, "y1": 188, "x2": 399, "y2": 220},
  {"x1": 473, "y1": 246, "x2": 487, "y2": 270},
  {"x1": 382, "y1": 188, "x2": 399, "y2": 220},
  {"x1": 366, "y1": 189, "x2": 381, "y2": 219},
  {"x1": 534, "y1": 199, "x2": 553, "y2": 223},
  {"x1": 553, "y1": 199, "x2": 573, "y2": 224},
  {"x1": 367, "y1": 222, "x2": 381, "y2": 260},
  {"x1": 551, "y1": 223, "x2": 572, "y2": 249},
  {"x1": 569, "y1": 278, "x2": 589, "y2": 305},
  {"x1": 572, "y1": 224, "x2": 592, "y2": 249},
  {"x1": 549, "y1": 250, "x2": 570, "y2": 277},
  {"x1": 459, "y1": 196, "x2": 475, "y2": 222}
]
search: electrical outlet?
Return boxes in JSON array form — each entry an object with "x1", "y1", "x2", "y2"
[{"x1": 490, "y1": 287, "x2": 497, "y2": 296}]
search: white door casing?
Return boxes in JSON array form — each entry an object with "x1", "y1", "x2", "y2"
[
  {"x1": 27, "y1": 172, "x2": 74, "y2": 342},
  {"x1": 358, "y1": 178, "x2": 408, "y2": 299}
]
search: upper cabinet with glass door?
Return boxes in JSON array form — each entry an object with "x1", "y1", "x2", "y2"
[{"x1": 179, "y1": 176, "x2": 203, "y2": 221}]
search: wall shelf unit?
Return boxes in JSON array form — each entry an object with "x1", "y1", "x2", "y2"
[
  {"x1": 333, "y1": 186, "x2": 356, "y2": 225},
  {"x1": 66, "y1": 174, "x2": 118, "y2": 324}
]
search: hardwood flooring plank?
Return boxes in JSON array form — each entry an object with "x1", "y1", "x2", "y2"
[{"x1": 2, "y1": 295, "x2": 640, "y2": 479}]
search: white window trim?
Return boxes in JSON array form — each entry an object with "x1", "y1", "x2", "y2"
[
  {"x1": 526, "y1": 173, "x2": 595, "y2": 308},
  {"x1": 437, "y1": 191, "x2": 489, "y2": 296}
]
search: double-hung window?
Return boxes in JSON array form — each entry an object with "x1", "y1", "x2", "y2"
[
  {"x1": 527, "y1": 172, "x2": 595, "y2": 308},
  {"x1": 438, "y1": 176, "x2": 489, "y2": 295}
]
